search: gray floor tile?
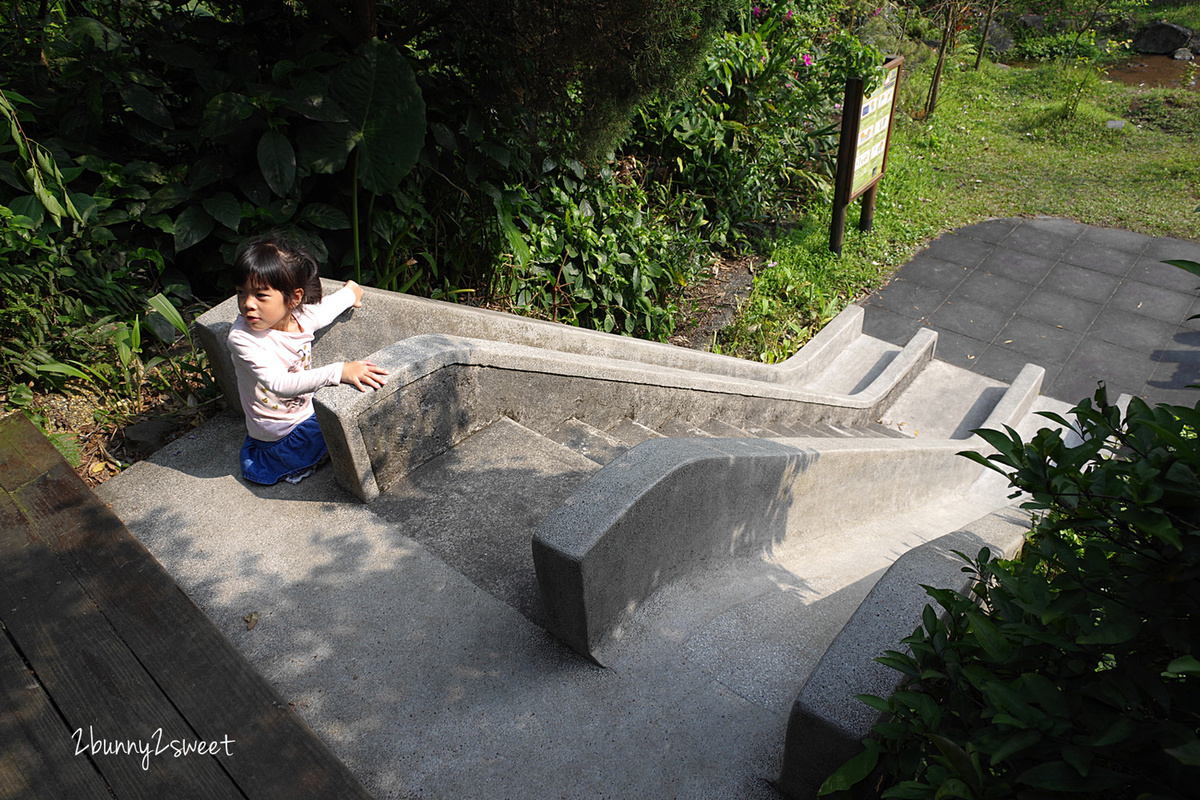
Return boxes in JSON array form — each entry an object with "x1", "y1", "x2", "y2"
[
  {"x1": 1145, "y1": 386, "x2": 1200, "y2": 407},
  {"x1": 922, "y1": 233, "x2": 995, "y2": 268},
  {"x1": 860, "y1": 218, "x2": 1197, "y2": 410},
  {"x1": 995, "y1": 316, "x2": 1083, "y2": 363},
  {"x1": 1078, "y1": 225, "x2": 1152, "y2": 254},
  {"x1": 1087, "y1": 306, "x2": 1177, "y2": 353},
  {"x1": 866, "y1": 278, "x2": 946, "y2": 320},
  {"x1": 1002, "y1": 223, "x2": 1077, "y2": 259},
  {"x1": 973, "y1": 345, "x2": 1034, "y2": 383},
  {"x1": 954, "y1": 270, "x2": 1035, "y2": 307},
  {"x1": 1045, "y1": 368, "x2": 1123, "y2": 406},
  {"x1": 976, "y1": 247, "x2": 1057, "y2": 286},
  {"x1": 1132, "y1": 257, "x2": 1200, "y2": 292},
  {"x1": 956, "y1": 218, "x2": 1019, "y2": 244},
  {"x1": 1062, "y1": 337, "x2": 1156, "y2": 390},
  {"x1": 893, "y1": 253, "x2": 971, "y2": 291},
  {"x1": 1023, "y1": 217, "x2": 1090, "y2": 239},
  {"x1": 1141, "y1": 236, "x2": 1200, "y2": 265},
  {"x1": 929, "y1": 296, "x2": 1012, "y2": 341},
  {"x1": 1146, "y1": 329, "x2": 1200, "y2": 394},
  {"x1": 1041, "y1": 263, "x2": 1121, "y2": 304},
  {"x1": 1108, "y1": 280, "x2": 1195, "y2": 326},
  {"x1": 928, "y1": 329, "x2": 990, "y2": 368},
  {"x1": 859, "y1": 305, "x2": 925, "y2": 346},
  {"x1": 1061, "y1": 239, "x2": 1139, "y2": 277},
  {"x1": 1015, "y1": 290, "x2": 1101, "y2": 333}
]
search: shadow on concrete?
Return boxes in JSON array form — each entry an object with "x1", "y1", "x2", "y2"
[{"x1": 1148, "y1": 329, "x2": 1200, "y2": 392}]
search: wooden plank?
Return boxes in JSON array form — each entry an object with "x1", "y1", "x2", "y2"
[
  {"x1": 2, "y1": 415, "x2": 374, "y2": 800},
  {"x1": 0, "y1": 491, "x2": 243, "y2": 800},
  {"x1": 0, "y1": 626, "x2": 114, "y2": 800},
  {"x1": 0, "y1": 415, "x2": 56, "y2": 493}
]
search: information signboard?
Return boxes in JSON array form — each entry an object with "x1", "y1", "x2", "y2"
[
  {"x1": 850, "y1": 63, "x2": 900, "y2": 200},
  {"x1": 829, "y1": 55, "x2": 903, "y2": 254}
]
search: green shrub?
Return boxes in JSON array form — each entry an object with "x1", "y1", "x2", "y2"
[
  {"x1": 823, "y1": 386, "x2": 1200, "y2": 799},
  {"x1": 497, "y1": 159, "x2": 707, "y2": 340},
  {"x1": 626, "y1": 1, "x2": 883, "y2": 248},
  {"x1": 1011, "y1": 31, "x2": 1103, "y2": 61}
]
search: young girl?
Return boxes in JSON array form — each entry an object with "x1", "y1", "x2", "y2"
[{"x1": 227, "y1": 233, "x2": 388, "y2": 485}]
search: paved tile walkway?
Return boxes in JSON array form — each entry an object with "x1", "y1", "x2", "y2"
[{"x1": 861, "y1": 217, "x2": 1200, "y2": 407}]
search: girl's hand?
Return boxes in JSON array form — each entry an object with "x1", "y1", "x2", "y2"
[
  {"x1": 345, "y1": 280, "x2": 365, "y2": 308},
  {"x1": 341, "y1": 360, "x2": 388, "y2": 391}
]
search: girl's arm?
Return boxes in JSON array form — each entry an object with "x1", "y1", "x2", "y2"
[
  {"x1": 228, "y1": 330, "x2": 342, "y2": 398},
  {"x1": 302, "y1": 281, "x2": 362, "y2": 330}
]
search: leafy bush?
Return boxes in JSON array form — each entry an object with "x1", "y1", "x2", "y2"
[
  {"x1": 626, "y1": 1, "x2": 883, "y2": 247},
  {"x1": 823, "y1": 387, "x2": 1200, "y2": 799},
  {"x1": 1011, "y1": 31, "x2": 1103, "y2": 61}
]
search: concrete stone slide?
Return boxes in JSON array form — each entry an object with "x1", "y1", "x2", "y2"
[{"x1": 141, "y1": 283, "x2": 1061, "y2": 797}]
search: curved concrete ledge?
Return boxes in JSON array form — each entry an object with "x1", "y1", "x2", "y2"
[
  {"x1": 774, "y1": 507, "x2": 1030, "y2": 799},
  {"x1": 310, "y1": 328, "x2": 936, "y2": 500},
  {"x1": 197, "y1": 283, "x2": 881, "y2": 414},
  {"x1": 976, "y1": 362, "x2": 1045, "y2": 437},
  {"x1": 531, "y1": 435, "x2": 986, "y2": 664}
]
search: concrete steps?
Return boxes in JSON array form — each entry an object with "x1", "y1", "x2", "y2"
[
  {"x1": 362, "y1": 311, "x2": 1040, "y2": 636},
  {"x1": 371, "y1": 416, "x2": 600, "y2": 625},
  {"x1": 174, "y1": 287, "x2": 1064, "y2": 798}
]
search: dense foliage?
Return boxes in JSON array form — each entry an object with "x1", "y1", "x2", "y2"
[
  {"x1": 0, "y1": 0, "x2": 883, "y2": 411},
  {"x1": 822, "y1": 384, "x2": 1200, "y2": 799}
]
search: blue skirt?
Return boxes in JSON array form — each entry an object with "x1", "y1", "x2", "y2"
[{"x1": 240, "y1": 414, "x2": 329, "y2": 485}]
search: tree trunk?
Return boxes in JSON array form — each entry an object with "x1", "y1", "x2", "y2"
[
  {"x1": 925, "y1": 5, "x2": 956, "y2": 117},
  {"x1": 975, "y1": 3, "x2": 995, "y2": 70}
]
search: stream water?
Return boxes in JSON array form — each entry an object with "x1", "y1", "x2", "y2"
[{"x1": 1103, "y1": 54, "x2": 1198, "y2": 91}]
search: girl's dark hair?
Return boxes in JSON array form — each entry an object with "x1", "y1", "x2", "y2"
[{"x1": 232, "y1": 233, "x2": 323, "y2": 307}]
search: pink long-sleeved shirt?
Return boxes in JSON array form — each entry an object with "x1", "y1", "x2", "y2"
[{"x1": 227, "y1": 285, "x2": 356, "y2": 442}]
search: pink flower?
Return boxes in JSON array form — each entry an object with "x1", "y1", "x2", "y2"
[
  {"x1": 786, "y1": 9, "x2": 793, "y2": 19},
  {"x1": 753, "y1": 5, "x2": 763, "y2": 18},
  {"x1": 802, "y1": 53, "x2": 814, "y2": 67}
]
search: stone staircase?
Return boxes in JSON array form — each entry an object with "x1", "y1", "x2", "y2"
[
  {"x1": 191, "y1": 284, "x2": 1055, "y2": 798},
  {"x1": 365, "y1": 409, "x2": 915, "y2": 629},
  {"x1": 196, "y1": 286, "x2": 1040, "y2": 644}
]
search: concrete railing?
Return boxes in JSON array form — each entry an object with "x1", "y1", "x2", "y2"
[
  {"x1": 311, "y1": 331, "x2": 934, "y2": 500},
  {"x1": 196, "y1": 283, "x2": 937, "y2": 501},
  {"x1": 774, "y1": 508, "x2": 1030, "y2": 799},
  {"x1": 197, "y1": 282, "x2": 890, "y2": 417},
  {"x1": 531, "y1": 435, "x2": 987, "y2": 665}
]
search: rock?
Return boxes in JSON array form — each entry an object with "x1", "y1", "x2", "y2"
[
  {"x1": 1106, "y1": 120, "x2": 1126, "y2": 129},
  {"x1": 1015, "y1": 14, "x2": 1045, "y2": 32},
  {"x1": 985, "y1": 21, "x2": 1014, "y2": 54},
  {"x1": 1173, "y1": 47, "x2": 1195, "y2": 61},
  {"x1": 1132, "y1": 21, "x2": 1193, "y2": 54},
  {"x1": 123, "y1": 419, "x2": 177, "y2": 454}
]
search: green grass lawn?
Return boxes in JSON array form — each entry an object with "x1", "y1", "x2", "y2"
[{"x1": 718, "y1": 57, "x2": 1200, "y2": 362}]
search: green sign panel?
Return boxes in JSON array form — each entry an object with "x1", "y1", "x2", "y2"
[{"x1": 850, "y1": 63, "x2": 900, "y2": 199}]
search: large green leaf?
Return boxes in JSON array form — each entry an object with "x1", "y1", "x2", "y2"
[
  {"x1": 258, "y1": 130, "x2": 296, "y2": 197},
  {"x1": 202, "y1": 192, "x2": 243, "y2": 232},
  {"x1": 120, "y1": 84, "x2": 174, "y2": 129},
  {"x1": 201, "y1": 92, "x2": 256, "y2": 139},
  {"x1": 66, "y1": 17, "x2": 122, "y2": 51},
  {"x1": 298, "y1": 203, "x2": 351, "y2": 230},
  {"x1": 147, "y1": 182, "x2": 191, "y2": 214},
  {"x1": 174, "y1": 205, "x2": 214, "y2": 252},
  {"x1": 317, "y1": 39, "x2": 425, "y2": 195}
]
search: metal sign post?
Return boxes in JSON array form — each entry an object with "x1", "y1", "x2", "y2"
[{"x1": 830, "y1": 55, "x2": 903, "y2": 255}]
